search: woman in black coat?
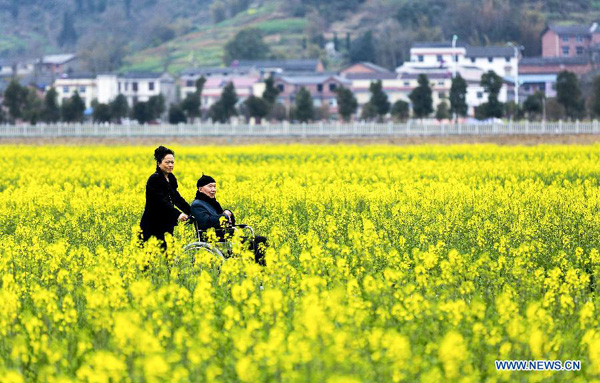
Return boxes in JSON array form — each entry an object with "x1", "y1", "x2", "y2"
[{"x1": 140, "y1": 146, "x2": 191, "y2": 247}]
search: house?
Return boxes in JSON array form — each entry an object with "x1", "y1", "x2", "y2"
[
  {"x1": 342, "y1": 72, "x2": 404, "y2": 112},
  {"x1": 231, "y1": 59, "x2": 325, "y2": 77},
  {"x1": 0, "y1": 59, "x2": 36, "y2": 77},
  {"x1": 341, "y1": 62, "x2": 393, "y2": 75},
  {"x1": 464, "y1": 46, "x2": 516, "y2": 77},
  {"x1": 541, "y1": 23, "x2": 600, "y2": 58},
  {"x1": 38, "y1": 54, "x2": 78, "y2": 77},
  {"x1": 200, "y1": 76, "x2": 261, "y2": 109},
  {"x1": 274, "y1": 75, "x2": 351, "y2": 112},
  {"x1": 52, "y1": 74, "x2": 98, "y2": 108},
  {"x1": 407, "y1": 42, "x2": 468, "y2": 68},
  {"x1": 96, "y1": 72, "x2": 176, "y2": 107},
  {"x1": 179, "y1": 67, "x2": 252, "y2": 100}
]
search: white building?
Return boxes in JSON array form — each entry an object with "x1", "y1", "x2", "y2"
[
  {"x1": 96, "y1": 72, "x2": 176, "y2": 107},
  {"x1": 52, "y1": 74, "x2": 98, "y2": 108}
]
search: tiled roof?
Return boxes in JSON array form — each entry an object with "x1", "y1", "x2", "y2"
[
  {"x1": 548, "y1": 24, "x2": 596, "y2": 36},
  {"x1": 399, "y1": 72, "x2": 452, "y2": 80},
  {"x1": 413, "y1": 41, "x2": 468, "y2": 48},
  {"x1": 118, "y1": 72, "x2": 167, "y2": 79},
  {"x1": 520, "y1": 56, "x2": 589, "y2": 66},
  {"x1": 41, "y1": 54, "x2": 76, "y2": 65},
  {"x1": 232, "y1": 59, "x2": 321, "y2": 72},
  {"x1": 344, "y1": 73, "x2": 398, "y2": 80},
  {"x1": 278, "y1": 75, "x2": 351, "y2": 85},
  {"x1": 466, "y1": 46, "x2": 514, "y2": 58},
  {"x1": 57, "y1": 73, "x2": 96, "y2": 79},
  {"x1": 181, "y1": 67, "x2": 247, "y2": 77},
  {"x1": 356, "y1": 62, "x2": 392, "y2": 73}
]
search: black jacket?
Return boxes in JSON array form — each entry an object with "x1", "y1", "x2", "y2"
[{"x1": 140, "y1": 171, "x2": 191, "y2": 241}]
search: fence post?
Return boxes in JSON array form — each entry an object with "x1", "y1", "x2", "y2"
[
  {"x1": 558, "y1": 119, "x2": 562, "y2": 134},
  {"x1": 595, "y1": 120, "x2": 599, "y2": 134},
  {"x1": 576, "y1": 119, "x2": 580, "y2": 134},
  {"x1": 406, "y1": 120, "x2": 411, "y2": 135}
]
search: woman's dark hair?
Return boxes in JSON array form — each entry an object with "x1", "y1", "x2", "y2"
[{"x1": 154, "y1": 146, "x2": 174, "y2": 164}]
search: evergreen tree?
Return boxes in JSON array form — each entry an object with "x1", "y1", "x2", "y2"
[
  {"x1": 181, "y1": 93, "x2": 201, "y2": 121},
  {"x1": 262, "y1": 75, "x2": 280, "y2": 105},
  {"x1": 224, "y1": 28, "x2": 270, "y2": 65},
  {"x1": 147, "y1": 94, "x2": 165, "y2": 120},
  {"x1": 409, "y1": 74, "x2": 433, "y2": 119},
  {"x1": 93, "y1": 103, "x2": 112, "y2": 123},
  {"x1": 3, "y1": 80, "x2": 28, "y2": 122},
  {"x1": 208, "y1": 101, "x2": 226, "y2": 123},
  {"x1": 556, "y1": 70, "x2": 585, "y2": 120},
  {"x1": 449, "y1": 74, "x2": 468, "y2": 118},
  {"x1": 360, "y1": 102, "x2": 377, "y2": 120},
  {"x1": 22, "y1": 89, "x2": 43, "y2": 125},
  {"x1": 196, "y1": 76, "x2": 206, "y2": 97},
  {"x1": 435, "y1": 101, "x2": 450, "y2": 121},
  {"x1": 294, "y1": 87, "x2": 314, "y2": 122},
  {"x1": 391, "y1": 100, "x2": 409, "y2": 121},
  {"x1": 110, "y1": 94, "x2": 129, "y2": 122},
  {"x1": 220, "y1": 82, "x2": 239, "y2": 121},
  {"x1": 42, "y1": 88, "x2": 61, "y2": 123},
  {"x1": 169, "y1": 104, "x2": 187, "y2": 124},
  {"x1": 333, "y1": 32, "x2": 339, "y2": 51},
  {"x1": 478, "y1": 70, "x2": 504, "y2": 119},
  {"x1": 133, "y1": 102, "x2": 150, "y2": 124},
  {"x1": 523, "y1": 91, "x2": 545, "y2": 120},
  {"x1": 58, "y1": 12, "x2": 78, "y2": 47},
  {"x1": 368, "y1": 80, "x2": 390, "y2": 120},
  {"x1": 336, "y1": 86, "x2": 358, "y2": 122},
  {"x1": 350, "y1": 30, "x2": 375, "y2": 63},
  {"x1": 61, "y1": 92, "x2": 85, "y2": 122},
  {"x1": 244, "y1": 95, "x2": 270, "y2": 122},
  {"x1": 591, "y1": 75, "x2": 600, "y2": 118}
]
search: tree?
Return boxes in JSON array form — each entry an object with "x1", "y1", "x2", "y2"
[
  {"x1": 336, "y1": 86, "x2": 358, "y2": 122},
  {"x1": 244, "y1": 95, "x2": 269, "y2": 123},
  {"x1": 42, "y1": 88, "x2": 61, "y2": 123},
  {"x1": 361, "y1": 102, "x2": 377, "y2": 120},
  {"x1": 93, "y1": 103, "x2": 111, "y2": 123},
  {"x1": 209, "y1": 82, "x2": 238, "y2": 123},
  {"x1": 22, "y1": 90, "x2": 43, "y2": 125},
  {"x1": 58, "y1": 12, "x2": 78, "y2": 47},
  {"x1": 294, "y1": 87, "x2": 314, "y2": 122},
  {"x1": 147, "y1": 94, "x2": 165, "y2": 120},
  {"x1": 478, "y1": 70, "x2": 504, "y2": 119},
  {"x1": 409, "y1": 74, "x2": 433, "y2": 119},
  {"x1": 523, "y1": 91, "x2": 545, "y2": 120},
  {"x1": 224, "y1": 28, "x2": 270, "y2": 65},
  {"x1": 133, "y1": 102, "x2": 150, "y2": 124},
  {"x1": 110, "y1": 94, "x2": 129, "y2": 122},
  {"x1": 557, "y1": 70, "x2": 585, "y2": 120},
  {"x1": 435, "y1": 101, "x2": 450, "y2": 121},
  {"x1": 196, "y1": 76, "x2": 206, "y2": 98},
  {"x1": 181, "y1": 93, "x2": 201, "y2": 121},
  {"x1": 366, "y1": 80, "x2": 390, "y2": 121},
  {"x1": 3, "y1": 81, "x2": 28, "y2": 122},
  {"x1": 350, "y1": 30, "x2": 376, "y2": 64},
  {"x1": 61, "y1": 92, "x2": 85, "y2": 122},
  {"x1": 262, "y1": 75, "x2": 280, "y2": 105},
  {"x1": 449, "y1": 74, "x2": 468, "y2": 119},
  {"x1": 391, "y1": 100, "x2": 409, "y2": 121},
  {"x1": 591, "y1": 75, "x2": 600, "y2": 118},
  {"x1": 168, "y1": 104, "x2": 187, "y2": 124}
]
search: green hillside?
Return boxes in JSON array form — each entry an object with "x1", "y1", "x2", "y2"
[{"x1": 3, "y1": 0, "x2": 600, "y2": 74}]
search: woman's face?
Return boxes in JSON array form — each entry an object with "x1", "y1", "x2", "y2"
[
  {"x1": 158, "y1": 154, "x2": 175, "y2": 174},
  {"x1": 199, "y1": 182, "x2": 217, "y2": 198}
]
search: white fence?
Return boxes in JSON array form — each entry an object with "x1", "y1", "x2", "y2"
[{"x1": 1, "y1": 121, "x2": 599, "y2": 138}]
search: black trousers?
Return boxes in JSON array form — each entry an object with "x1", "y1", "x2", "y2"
[{"x1": 249, "y1": 236, "x2": 267, "y2": 266}]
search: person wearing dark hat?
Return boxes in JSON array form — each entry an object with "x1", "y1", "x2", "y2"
[
  {"x1": 191, "y1": 175, "x2": 267, "y2": 266},
  {"x1": 140, "y1": 146, "x2": 191, "y2": 249}
]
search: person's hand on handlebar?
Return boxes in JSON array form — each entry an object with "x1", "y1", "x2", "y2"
[{"x1": 178, "y1": 213, "x2": 189, "y2": 222}]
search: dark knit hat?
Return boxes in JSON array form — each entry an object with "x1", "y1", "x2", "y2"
[{"x1": 197, "y1": 174, "x2": 216, "y2": 188}]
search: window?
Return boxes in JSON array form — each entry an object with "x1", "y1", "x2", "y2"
[
  {"x1": 329, "y1": 83, "x2": 337, "y2": 92},
  {"x1": 524, "y1": 85, "x2": 530, "y2": 91},
  {"x1": 439, "y1": 92, "x2": 447, "y2": 99},
  {"x1": 277, "y1": 84, "x2": 284, "y2": 92},
  {"x1": 562, "y1": 35, "x2": 569, "y2": 42},
  {"x1": 437, "y1": 55, "x2": 443, "y2": 62},
  {"x1": 488, "y1": 57, "x2": 493, "y2": 63},
  {"x1": 540, "y1": 83, "x2": 546, "y2": 91},
  {"x1": 418, "y1": 55, "x2": 424, "y2": 62},
  {"x1": 124, "y1": 82, "x2": 129, "y2": 91},
  {"x1": 403, "y1": 81, "x2": 410, "y2": 86},
  {"x1": 577, "y1": 46, "x2": 584, "y2": 56},
  {"x1": 317, "y1": 84, "x2": 323, "y2": 92},
  {"x1": 149, "y1": 82, "x2": 155, "y2": 91},
  {"x1": 562, "y1": 46, "x2": 570, "y2": 56},
  {"x1": 505, "y1": 57, "x2": 511, "y2": 63},
  {"x1": 454, "y1": 55, "x2": 458, "y2": 62},
  {"x1": 186, "y1": 80, "x2": 194, "y2": 87},
  {"x1": 437, "y1": 80, "x2": 445, "y2": 86},
  {"x1": 79, "y1": 86, "x2": 86, "y2": 93},
  {"x1": 471, "y1": 57, "x2": 476, "y2": 63},
  {"x1": 118, "y1": 82, "x2": 121, "y2": 92},
  {"x1": 477, "y1": 92, "x2": 483, "y2": 99},
  {"x1": 132, "y1": 82, "x2": 138, "y2": 92},
  {"x1": 63, "y1": 86, "x2": 69, "y2": 93},
  {"x1": 577, "y1": 35, "x2": 584, "y2": 43},
  {"x1": 329, "y1": 98, "x2": 337, "y2": 106}
]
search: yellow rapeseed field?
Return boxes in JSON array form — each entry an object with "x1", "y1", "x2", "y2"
[{"x1": 1, "y1": 144, "x2": 600, "y2": 382}]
